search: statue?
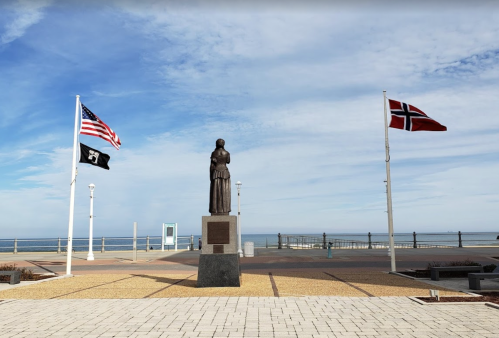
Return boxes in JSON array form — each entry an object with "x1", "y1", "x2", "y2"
[{"x1": 209, "y1": 139, "x2": 231, "y2": 215}]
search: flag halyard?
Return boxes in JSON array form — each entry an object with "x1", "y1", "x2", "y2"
[
  {"x1": 388, "y1": 99, "x2": 447, "y2": 132},
  {"x1": 80, "y1": 103, "x2": 121, "y2": 149}
]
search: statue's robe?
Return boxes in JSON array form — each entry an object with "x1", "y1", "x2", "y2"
[{"x1": 209, "y1": 149, "x2": 231, "y2": 215}]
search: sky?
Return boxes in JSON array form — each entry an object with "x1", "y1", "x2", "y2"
[{"x1": 0, "y1": 0, "x2": 498, "y2": 239}]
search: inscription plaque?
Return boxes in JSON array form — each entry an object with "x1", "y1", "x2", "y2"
[
  {"x1": 213, "y1": 245, "x2": 224, "y2": 253},
  {"x1": 207, "y1": 222, "x2": 230, "y2": 244}
]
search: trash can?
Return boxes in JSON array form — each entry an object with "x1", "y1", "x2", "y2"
[{"x1": 244, "y1": 242, "x2": 254, "y2": 257}]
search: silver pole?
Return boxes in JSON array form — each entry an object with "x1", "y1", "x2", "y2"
[
  {"x1": 133, "y1": 222, "x2": 137, "y2": 262},
  {"x1": 236, "y1": 181, "x2": 243, "y2": 257},
  {"x1": 66, "y1": 95, "x2": 80, "y2": 275},
  {"x1": 174, "y1": 223, "x2": 178, "y2": 252},
  {"x1": 383, "y1": 90, "x2": 396, "y2": 272},
  {"x1": 87, "y1": 184, "x2": 95, "y2": 261},
  {"x1": 161, "y1": 223, "x2": 165, "y2": 252}
]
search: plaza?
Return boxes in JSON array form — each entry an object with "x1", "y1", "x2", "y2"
[{"x1": 1, "y1": 247, "x2": 498, "y2": 337}]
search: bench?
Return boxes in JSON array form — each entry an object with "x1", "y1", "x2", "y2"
[
  {"x1": 430, "y1": 266, "x2": 483, "y2": 281},
  {"x1": 0, "y1": 271, "x2": 21, "y2": 285},
  {"x1": 468, "y1": 272, "x2": 499, "y2": 290}
]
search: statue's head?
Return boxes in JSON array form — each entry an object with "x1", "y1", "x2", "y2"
[{"x1": 216, "y1": 138, "x2": 225, "y2": 148}]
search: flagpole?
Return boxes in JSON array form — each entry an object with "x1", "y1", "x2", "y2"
[
  {"x1": 66, "y1": 95, "x2": 80, "y2": 276},
  {"x1": 383, "y1": 90, "x2": 396, "y2": 272}
]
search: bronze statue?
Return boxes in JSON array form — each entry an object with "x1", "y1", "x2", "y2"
[{"x1": 209, "y1": 139, "x2": 231, "y2": 215}]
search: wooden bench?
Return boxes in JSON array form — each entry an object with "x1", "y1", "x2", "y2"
[
  {"x1": 0, "y1": 271, "x2": 21, "y2": 285},
  {"x1": 468, "y1": 273, "x2": 499, "y2": 290},
  {"x1": 430, "y1": 266, "x2": 483, "y2": 281}
]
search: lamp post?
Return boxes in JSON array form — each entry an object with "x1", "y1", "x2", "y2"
[
  {"x1": 236, "y1": 181, "x2": 243, "y2": 257},
  {"x1": 87, "y1": 183, "x2": 95, "y2": 261}
]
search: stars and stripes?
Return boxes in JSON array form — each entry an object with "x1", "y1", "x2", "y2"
[
  {"x1": 389, "y1": 99, "x2": 447, "y2": 132},
  {"x1": 80, "y1": 103, "x2": 121, "y2": 150}
]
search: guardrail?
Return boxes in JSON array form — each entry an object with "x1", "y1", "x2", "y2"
[
  {"x1": 0, "y1": 236, "x2": 195, "y2": 254},
  {"x1": 277, "y1": 232, "x2": 499, "y2": 249},
  {"x1": 2, "y1": 232, "x2": 498, "y2": 253}
]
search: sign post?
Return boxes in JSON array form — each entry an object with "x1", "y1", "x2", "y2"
[
  {"x1": 162, "y1": 223, "x2": 177, "y2": 251},
  {"x1": 133, "y1": 221, "x2": 137, "y2": 262}
]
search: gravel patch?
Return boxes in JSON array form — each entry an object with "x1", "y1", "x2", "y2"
[{"x1": 0, "y1": 271, "x2": 464, "y2": 299}]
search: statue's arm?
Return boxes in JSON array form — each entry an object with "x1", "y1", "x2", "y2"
[
  {"x1": 210, "y1": 153, "x2": 216, "y2": 179},
  {"x1": 226, "y1": 152, "x2": 230, "y2": 164}
]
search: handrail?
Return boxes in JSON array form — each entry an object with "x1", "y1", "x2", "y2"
[
  {"x1": 277, "y1": 232, "x2": 499, "y2": 250},
  {"x1": 2, "y1": 232, "x2": 498, "y2": 253},
  {"x1": 0, "y1": 235, "x2": 194, "y2": 254}
]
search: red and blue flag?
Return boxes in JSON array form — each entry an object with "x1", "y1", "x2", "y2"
[{"x1": 389, "y1": 99, "x2": 447, "y2": 132}]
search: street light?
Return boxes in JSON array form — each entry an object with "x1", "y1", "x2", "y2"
[
  {"x1": 236, "y1": 181, "x2": 243, "y2": 257},
  {"x1": 87, "y1": 183, "x2": 95, "y2": 261}
]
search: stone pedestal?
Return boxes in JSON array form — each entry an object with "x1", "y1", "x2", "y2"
[
  {"x1": 197, "y1": 215, "x2": 241, "y2": 287},
  {"x1": 197, "y1": 254, "x2": 240, "y2": 287}
]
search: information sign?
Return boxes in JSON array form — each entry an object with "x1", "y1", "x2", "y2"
[{"x1": 162, "y1": 223, "x2": 177, "y2": 251}]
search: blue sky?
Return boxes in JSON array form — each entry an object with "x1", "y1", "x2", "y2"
[{"x1": 1, "y1": 0, "x2": 498, "y2": 238}]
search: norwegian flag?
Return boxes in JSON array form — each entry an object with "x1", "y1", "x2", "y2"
[{"x1": 389, "y1": 99, "x2": 447, "y2": 132}]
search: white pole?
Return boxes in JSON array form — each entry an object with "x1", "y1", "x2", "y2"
[
  {"x1": 133, "y1": 222, "x2": 137, "y2": 262},
  {"x1": 383, "y1": 90, "x2": 396, "y2": 272},
  {"x1": 174, "y1": 223, "x2": 178, "y2": 252},
  {"x1": 161, "y1": 223, "x2": 165, "y2": 252},
  {"x1": 87, "y1": 184, "x2": 95, "y2": 261},
  {"x1": 66, "y1": 95, "x2": 80, "y2": 275},
  {"x1": 236, "y1": 181, "x2": 243, "y2": 257}
]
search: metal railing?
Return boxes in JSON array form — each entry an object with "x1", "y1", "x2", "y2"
[
  {"x1": 0, "y1": 235, "x2": 195, "y2": 254},
  {"x1": 2, "y1": 232, "x2": 498, "y2": 253},
  {"x1": 277, "y1": 231, "x2": 499, "y2": 250}
]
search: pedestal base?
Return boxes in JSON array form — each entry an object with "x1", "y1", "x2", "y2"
[
  {"x1": 197, "y1": 254, "x2": 241, "y2": 287},
  {"x1": 201, "y1": 215, "x2": 237, "y2": 254}
]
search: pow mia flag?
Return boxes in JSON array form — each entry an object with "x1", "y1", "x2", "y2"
[{"x1": 79, "y1": 143, "x2": 110, "y2": 170}]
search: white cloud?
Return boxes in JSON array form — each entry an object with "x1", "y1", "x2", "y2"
[
  {"x1": 1, "y1": 0, "x2": 53, "y2": 45},
  {"x1": 92, "y1": 90, "x2": 144, "y2": 98},
  {"x1": 1, "y1": 1, "x2": 499, "y2": 238},
  {"x1": 2, "y1": 82, "x2": 498, "y2": 238}
]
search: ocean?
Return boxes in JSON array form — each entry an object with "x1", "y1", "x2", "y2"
[{"x1": 0, "y1": 232, "x2": 498, "y2": 253}]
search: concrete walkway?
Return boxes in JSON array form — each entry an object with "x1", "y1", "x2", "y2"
[
  {"x1": 1, "y1": 247, "x2": 498, "y2": 337},
  {"x1": 1, "y1": 297, "x2": 499, "y2": 337}
]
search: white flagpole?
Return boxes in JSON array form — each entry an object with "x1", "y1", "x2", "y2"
[
  {"x1": 66, "y1": 95, "x2": 80, "y2": 276},
  {"x1": 383, "y1": 90, "x2": 396, "y2": 272}
]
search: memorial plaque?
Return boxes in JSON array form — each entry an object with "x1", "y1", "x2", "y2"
[
  {"x1": 213, "y1": 245, "x2": 224, "y2": 253},
  {"x1": 207, "y1": 222, "x2": 230, "y2": 244}
]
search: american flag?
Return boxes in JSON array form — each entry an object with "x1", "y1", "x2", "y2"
[
  {"x1": 389, "y1": 99, "x2": 447, "y2": 132},
  {"x1": 80, "y1": 103, "x2": 121, "y2": 150}
]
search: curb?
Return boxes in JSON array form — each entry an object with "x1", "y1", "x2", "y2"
[{"x1": 408, "y1": 296, "x2": 499, "y2": 310}]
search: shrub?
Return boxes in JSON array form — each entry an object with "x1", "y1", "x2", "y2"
[
  {"x1": 483, "y1": 264, "x2": 497, "y2": 273},
  {"x1": 426, "y1": 261, "x2": 443, "y2": 269},
  {"x1": 426, "y1": 259, "x2": 482, "y2": 270},
  {"x1": 446, "y1": 259, "x2": 481, "y2": 267},
  {"x1": 0, "y1": 264, "x2": 39, "y2": 281}
]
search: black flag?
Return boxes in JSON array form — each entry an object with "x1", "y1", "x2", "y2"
[{"x1": 79, "y1": 143, "x2": 110, "y2": 170}]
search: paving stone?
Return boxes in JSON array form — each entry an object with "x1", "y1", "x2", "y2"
[{"x1": 0, "y1": 297, "x2": 499, "y2": 337}]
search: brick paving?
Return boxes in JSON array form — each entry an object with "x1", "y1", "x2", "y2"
[{"x1": 0, "y1": 297, "x2": 498, "y2": 337}]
